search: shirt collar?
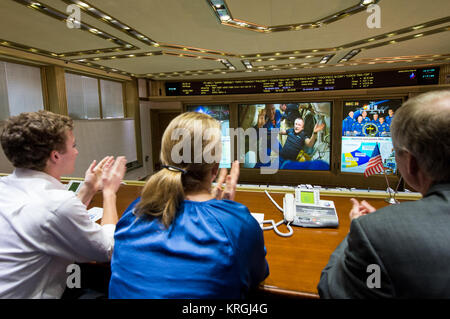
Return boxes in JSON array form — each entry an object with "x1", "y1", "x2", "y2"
[
  {"x1": 425, "y1": 182, "x2": 450, "y2": 197},
  {"x1": 12, "y1": 168, "x2": 66, "y2": 190}
]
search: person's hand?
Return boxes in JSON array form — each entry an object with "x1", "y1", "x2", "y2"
[
  {"x1": 211, "y1": 160, "x2": 240, "y2": 201},
  {"x1": 349, "y1": 198, "x2": 376, "y2": 220},
  {"x1": 102, "y1": 156, "x2": 127, "y2": 196},
  {"x1": 313, "y1": 122, "x2": 325, "y2": 133},
  {"x1": 84, "y1": 156, "x2": 114, "y2": 192}
]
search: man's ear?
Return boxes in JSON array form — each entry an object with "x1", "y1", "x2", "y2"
[
  {"x1": 48, "y1": 150, "x2": 60, "y2": 164},
  {"x1": 405, "y1": 151, "x2": 419, "y2": 177}
]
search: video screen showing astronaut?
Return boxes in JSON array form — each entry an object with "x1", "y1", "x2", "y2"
[{"x1": 238, "y1": 102, "x2": 331, "y2": 171}]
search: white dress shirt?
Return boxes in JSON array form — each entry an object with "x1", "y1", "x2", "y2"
[{"x1": 0, "y1": 168, "x2": 115, "y2": 299}]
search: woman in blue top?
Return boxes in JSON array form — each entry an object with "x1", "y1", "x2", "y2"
[{"x1": 109, "y1": 112, "x2": 269, "y2": 299}]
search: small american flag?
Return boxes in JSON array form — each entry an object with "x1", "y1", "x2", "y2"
[{"x1": 364, "y1": 143, "x2": 385, "y2": 177}]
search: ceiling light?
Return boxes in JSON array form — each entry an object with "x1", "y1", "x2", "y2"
[{"x1": 76, "y1": 1, "x2": 89, "y2": 8}]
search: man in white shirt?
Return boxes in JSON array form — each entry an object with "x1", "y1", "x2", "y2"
[{"x1": 0, "y1": 110, "x2": 126, "y2": 298}]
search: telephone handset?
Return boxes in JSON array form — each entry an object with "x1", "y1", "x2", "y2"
[{"x1": 283, "y1": 193, "x2": 295, "y2": 223}]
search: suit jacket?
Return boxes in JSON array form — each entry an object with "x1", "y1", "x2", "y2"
[{"x1": 318, "y1": 182, "x2": 450, "y2": 298}]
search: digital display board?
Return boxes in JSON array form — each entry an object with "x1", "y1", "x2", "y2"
[{"x1": 165, "y1": 67, "x2": 439, "y2": 96}]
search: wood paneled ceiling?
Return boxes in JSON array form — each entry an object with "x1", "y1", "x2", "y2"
[{"x1": 0, "y1": 0, "x2": 449, "y2": 80}]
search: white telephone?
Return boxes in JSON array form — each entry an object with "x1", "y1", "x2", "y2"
[
  {"x1": 264, "y1": 186, "x2": 339, "y2": 237},
  {"x1": 283, "y1": 193, "x2": 295, "y2": 223},
  {"x1": 285, "y1": 186, "x2": 339, "y2": 228}
]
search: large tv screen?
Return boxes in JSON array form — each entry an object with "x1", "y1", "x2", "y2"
[
  {"x1": 238, "y1": 102, "x2": 331, "y2": 171},
  {"x1": 186, "y1": 105, "x2": 231, "y2": 168},
  {"x1": 341, "y1": 99, "x2": 403, "y2": 174}
]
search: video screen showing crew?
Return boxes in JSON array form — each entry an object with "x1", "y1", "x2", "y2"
[{"x1": 341, "y1": 99, "x2": 402, "y2": 174}]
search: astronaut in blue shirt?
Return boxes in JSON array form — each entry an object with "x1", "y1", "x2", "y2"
[
  {"x1": 352, "y1": 116, "x2": 364, "y2": 136},
  {"x1": 385, "y1": 109, "x2": 395, "y2": 125},
  {"x1": 342, "y1": 110, "x2": 355, "y2": 136},
  {"x1": 361, "y1": 111, "x2": 370, "y2": 125},
  {"x1": 377, "y1": 117, "x2": 390, "y2": 136},
  {"x1": 371, "y1": 113, "x2": 380, "y2": 125}
]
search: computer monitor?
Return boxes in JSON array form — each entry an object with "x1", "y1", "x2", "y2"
[
  {"x1": 341, "y1": 99, "x2": 403, "y2": 174},
  {"x1": 238, "y1": 102, "x2": 331, "y2": 171},
  {"x1": 186, "y1": 105, "x2": 231, "y2": 168}
]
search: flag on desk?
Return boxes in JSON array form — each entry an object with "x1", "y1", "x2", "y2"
[{"x1": 364, "y1": 143, "x2": 385, "y2": 177}]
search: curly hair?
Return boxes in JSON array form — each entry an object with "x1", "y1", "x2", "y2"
[{"x1": 1, "y1": 110, "x2": 73, "y2": 171}]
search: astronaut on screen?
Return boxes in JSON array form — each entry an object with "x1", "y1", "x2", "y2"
[{"x1": 239, "y1": 103, "x2": 331, "y2": 171}]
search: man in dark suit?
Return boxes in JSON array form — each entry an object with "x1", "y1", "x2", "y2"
[{"x1": 318, "y1": 90, "x2": 450, "y2": 298}]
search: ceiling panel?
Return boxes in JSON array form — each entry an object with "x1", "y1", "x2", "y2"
[
  {"x1": 96, "y1": 54, "x2": 224, "y2": 74},
  {"x1": 226, "y1": 0, "x2": 359, "y2": 26},
  {"x1": 0, "y1": 0, "x2": 448, "y2": 79},
  {"x1": 0, "y1": 0, "x2": 118, "y2": 53}
]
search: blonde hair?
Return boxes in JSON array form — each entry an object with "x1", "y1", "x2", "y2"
[{"x1": 136, "y1": 112, "x2": 222, "y2": 227}]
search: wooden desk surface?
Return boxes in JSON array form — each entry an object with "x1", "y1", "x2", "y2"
[{"x1": 90, "y1": 185, "x2": 398, "y2": 299}]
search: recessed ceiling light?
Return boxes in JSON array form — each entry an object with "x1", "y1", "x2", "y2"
[{"x1": 76, "y1": 1, "x2": 89, "y2": 8}]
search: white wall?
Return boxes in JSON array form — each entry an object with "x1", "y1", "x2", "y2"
[{"x1": 69, "y1": 118, "x2": 137, "y2": 178}]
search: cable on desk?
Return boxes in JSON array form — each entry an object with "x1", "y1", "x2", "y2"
[{"x1": 262, "y1": 190, "x2": 294, "y2": 237}]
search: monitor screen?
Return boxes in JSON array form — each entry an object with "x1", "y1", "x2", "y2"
[
  {"x1": 341, "y1": 99, "x2": 403, "y2": 174},
  {"x1": 186, "y1": 105, "x2": 231, "y2": 168},
  {"x1": 238, "y1": 102, "x2": 331, "y2": 171}
]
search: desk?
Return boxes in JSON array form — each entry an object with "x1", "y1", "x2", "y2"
[{"x1": 89, "y1": 185, "x2": 412, "y2": 299}]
